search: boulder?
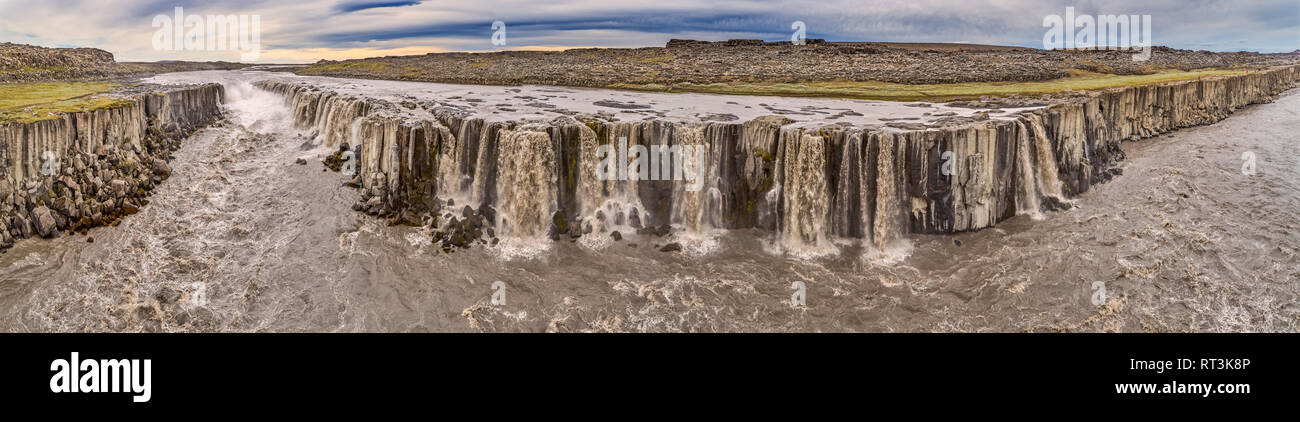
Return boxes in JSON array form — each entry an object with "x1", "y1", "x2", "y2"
[
  {"x1": 150, "y1": 157, "x2": 172, "y2": 178},
  {"x1": 30, "y1": 206, "x2": 57, "y2": 238}
]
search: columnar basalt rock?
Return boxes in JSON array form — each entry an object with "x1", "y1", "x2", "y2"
[
  {"x1": 0, "y1": 84, "x2": 224, "y2": 248},
  {"x1": 260, "y1": 65, "x2": 1300, "y2": 253}
]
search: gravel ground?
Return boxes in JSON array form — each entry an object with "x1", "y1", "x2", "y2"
[{"x1": 297, "y1": 39, "x2": 1300, "y2": 87}]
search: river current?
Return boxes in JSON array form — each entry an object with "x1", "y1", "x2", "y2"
[{"x1": 1, "y1": 72, "x2": 1295, "y2": 332}]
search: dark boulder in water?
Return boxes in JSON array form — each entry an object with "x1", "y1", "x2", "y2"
[{"x1": 156, "y1": 287, "x2": 182, "y2": 304}]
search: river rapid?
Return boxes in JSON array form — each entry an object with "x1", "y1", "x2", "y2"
[{"x1": 1, "y1": 72, "x2": 1295, "y2": 332}]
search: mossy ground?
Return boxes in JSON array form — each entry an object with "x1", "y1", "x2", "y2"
[
  {"x1": 607, "y1": 68, "x2": 1255, "y2": 101},
  {"x1": 298, "y1": 61, "x2": 391, "y2": 74},
  {"x1": 0, "y1": 81, "x2": 129, "y2": 124}
]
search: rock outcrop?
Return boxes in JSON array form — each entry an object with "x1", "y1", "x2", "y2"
[
  {"x1": 0, "y1": 84, "x2": 224, "y2": 248},
  {"x1": 0, "y1": 42, "x2": 253, "y2": 83},
  {"x1": 0, "y1": 42, "x2": 120, "y2": 83},
  {"x1": 261, "y1": 65, "x2": 1299, "y2": 253}
]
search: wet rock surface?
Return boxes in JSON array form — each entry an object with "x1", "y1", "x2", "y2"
[
  {"x1": 322, "y1": 143, "x2": 354, "y2": 172},
  {"x1": 431, "y1": 203, "x2": 498, "y2": 252}
]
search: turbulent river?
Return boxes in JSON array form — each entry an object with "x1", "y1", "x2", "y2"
[{"x1": 0, "y1": 72, "x2": 1296, "y2": 332}]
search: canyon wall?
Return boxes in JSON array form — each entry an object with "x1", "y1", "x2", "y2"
[
  {"x1": 0, "y1": 84, "x2": 224, "y2": 247},
  {"x1": 259, "y1": 65, "x2": 1300, "y2": 252}
]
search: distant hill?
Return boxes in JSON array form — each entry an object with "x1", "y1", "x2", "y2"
[
  {"x1": 0, "y1": 43, "x2": 122, "y2": 82},
  {"x1": 0, "y1": 43, "x2": 256, "y2": 83},
  {"x1": 297, "y1": 38, "x2": 1300, "y2": 89}
]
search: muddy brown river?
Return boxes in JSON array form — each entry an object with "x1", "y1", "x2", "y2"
[{"x1": 0, "y1": 73, "x2": 1296, "y2": 332}]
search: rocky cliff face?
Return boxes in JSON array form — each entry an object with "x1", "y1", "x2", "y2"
[
  {"x1": 0, "y1": 43, "x2": 119, "y2": 83},
  {"x1": 0, "y1": 84, "x2": 223, "y2": 247},
  {"x1": 259, "y1": 65, "x2": 1299, "y2": 253}
]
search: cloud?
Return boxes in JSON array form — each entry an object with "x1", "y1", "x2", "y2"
[
  {"x1": 334, "y1": 1, "x2": 422, "y2": 14},
  {"x1": 0, "y1": 0, "x2": 1295, "y2": 63}
]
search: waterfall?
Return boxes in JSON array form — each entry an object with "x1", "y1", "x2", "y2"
[
  {"x1": 494, "y1": 127, "x2": 557, "y2": 240},
  {"x1": 858, "y1": 132, "x2": 877, "y2": 245},
  {"x1": 670, "y1": 124, "x2": 717, "y2": 233},
  {"x1": 574, "y1": 121, "x2": 605, "y2": 222},
  {"x1": 776, "y1": 131, "x2": 833, "y2": 256},
  {"x1": 832, "y1": 131, "x2": 863, "y2": 238},
  {"x1": 1013, "y1": 115, "x2": 1066, "y2": 218},
  {"x1": 1026, "y1": 114, "x2": 1065, "y2": 201},
  {"x1": 434, "y1": 117, "x2": 485, "y2": 206},
  {"x1": 576, "y1": 121, "x2": 647, "y2": 237},
  {"x1": 314, "y1": 95, "x2": 366, "y2": 148},
  {"x1": 469, "y1": 121, "x2": 502, "y2": 207},
  {"x1": 239, "y1": 64, "x2": 1300, "y2": 260},
  {"x1": 872, "y1": 132, "x2": 902, "y2": 249},
  {"x1": 1014, "y1": 120, "x2": 1043, "y2": 217}
]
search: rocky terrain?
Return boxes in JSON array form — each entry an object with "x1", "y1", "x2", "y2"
[
  {"x1": 0, "y1": 43, "x2": 251, "y2": 83},
  {"x1": 0, "y1": 84, "x2": 224, "y2": 249},
  {"x1": 298, "y1": 39, "x2": 1300, "y2": 88}
]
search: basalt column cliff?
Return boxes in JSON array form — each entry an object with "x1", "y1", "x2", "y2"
[
  {"x1": 0, "y1": 85, "x2": 224, "y2": 248},
  {"x1": 257, "y1": 65, "x2": 1299, "y2": 253}
]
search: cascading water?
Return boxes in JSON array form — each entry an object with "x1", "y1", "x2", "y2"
[
  {"x1": 664, "y1": 124, "x2": 723, "y2": 255},
  {"x1": 434, "y1": 118, "x2": 492, "y2": 207},
  {"x1": 1014, "y1": 120, "x2": 1043, "y2": 217},
  {"x1": 1013, "y1": 115, "x2": 1067, "y2": 218},
  {"x1": 240, "y1": 65, "x2": 1298, "y2": 266},
  {"x1": 1026, "y1": 114, "x2": 1065, "y2": 202},
  {"x1": 576, "y1": 122, "x2": 649, "y2": 246},
  {"x1": 493, "y1": 127, "x2": 557, "y2": 258},
  {"x1": 469, "y1": 121, "x2": 503, "y2": 207},
  {"x1": 871, "y1": 132, "x2": 901, "y2": 250},
  {"x1": 222, "y1": 79, "x2": 292, "y2": 134},
  {"x1": 831, "y1": 132, "x2": 863, "y2": 239},
  {"x1": 669, "y1": 125, "x2": 713, "y2": 232},
  {"x1": 776, "y1": 131, "x2": 834, "y2": 257}
]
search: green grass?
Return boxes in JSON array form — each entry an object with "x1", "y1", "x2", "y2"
[
  {"x1": 628, "y1": 53, "x2": 675, "y2": 64},
  {"x1": 0, "y1": 82, "x2": 130, "y2": 124},
  {"x1": 608, "y1": 69, "x2": 1255, "y2": 101},
  {"x1": 18, "y1": 65, "x2": 69, "y2": 73},
  {"x1": 299, "y1": 61, "x2": 391, "y2": 74},
  {"x1": 0, "y1": 65, "x2": 71, "y2": 76}
]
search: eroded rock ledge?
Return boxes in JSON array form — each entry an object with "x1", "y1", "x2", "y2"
[
  {"x1": 262, "y1": 66, "x2": 1297, "y2": 252},
  {"x1": 0, "y1": 84, "x2": 224, "y2": 248}
]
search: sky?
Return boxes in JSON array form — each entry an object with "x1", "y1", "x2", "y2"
[{"x1": 0, "y1": 0, "x2": 1296, "y2": 63}]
